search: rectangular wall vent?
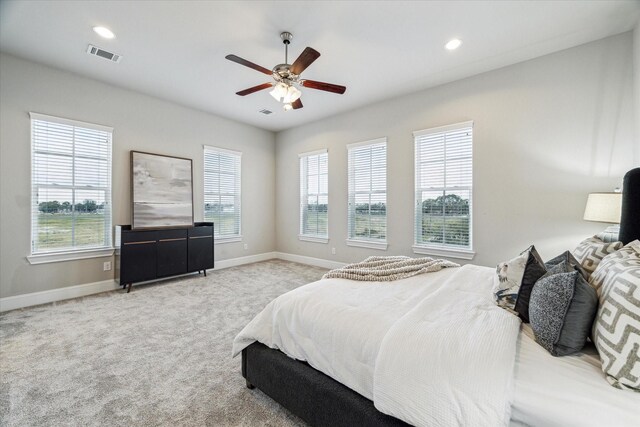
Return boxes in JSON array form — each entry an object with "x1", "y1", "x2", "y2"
[
  {"x1": 258, "y1": 109, "x2": 273, "y2": 115},
  {"x1": 86, "y1": 44, "x2": 122, "y2": 63}
]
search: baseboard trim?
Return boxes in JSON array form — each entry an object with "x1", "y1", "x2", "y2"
[
  {"x1": 0, "y1": 251, "x2": 343, "y2": 312},
  {"x1": 0, "y1": 279, "x2": 119, "y2": 312},
  {"x1": 215, "y1": 252, "x2": 278, "y2": 270},
  {"x1": 274, "y1": 252, "x2": 346, "y2": 270}
]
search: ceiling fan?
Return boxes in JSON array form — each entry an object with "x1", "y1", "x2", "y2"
[{"x1": 225, "y1": 32, "x2": 346, "y2": 111}]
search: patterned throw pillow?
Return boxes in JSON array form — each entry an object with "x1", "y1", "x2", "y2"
[
  {"x1": 529, "y1": 261, "x2": 598, "y2": 356},
  {"x1": 493, "y1": 245, "x2": 546, "y2": 321},
  {"x1": 591, "y1": 240, "x2": 640, "y2": 391},
  {"x1": 572, "y1": 236, "x2": 623, "y2": 277}
]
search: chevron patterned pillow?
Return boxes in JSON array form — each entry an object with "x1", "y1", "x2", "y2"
[
  {"x1": 572, "y1": 236, "x2": 622, "y2": 277},
  {"x1": 591, "y1": 240, "x2": 640, "y2": 391}
]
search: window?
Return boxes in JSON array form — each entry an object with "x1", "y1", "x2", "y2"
[
  {"x1": 203, "y1": 146, "x2": 242, "y2": 242},
  {"x1": 347, "y1": 138, "x2": 387, "y2": 250},
  {"x1": 299, "y1": 150, "x2": 328, "y2": 242},
  {"x1": 413, "y1": 122, "x2": 474, "y2": 259},
  {"x1": 30, "y1": 113, "x2": 113, "y2": 261}
]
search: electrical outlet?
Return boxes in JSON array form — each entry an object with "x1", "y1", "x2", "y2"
[
  {"x1": 243, "y1": 243, "x2": 248, "y2": 250},
  {"x1": 103, "y1": 261, "x2": 112, "y2": 271},
  {"x1": 331, "y1": 247, "x2": 336, "y2": 255}
]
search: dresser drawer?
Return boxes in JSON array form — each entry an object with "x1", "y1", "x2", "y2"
[
  {"x1": 189, "y1": 226, "x2": 213, "y2": 238},
  {"x1": 158, "y1": 228, "x2": 188, "y2": 241},
  {"x1": 122, "y1": 230, "x2": 158, "y2": 244}
]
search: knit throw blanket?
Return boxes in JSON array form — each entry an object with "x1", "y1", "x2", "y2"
[{"x1": 322, "y1": 256, "x2": 460, "y2": 282}]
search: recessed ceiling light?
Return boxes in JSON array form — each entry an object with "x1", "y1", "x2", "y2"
[
  {"x1": 93, "y1": 26, "x2": 115, "y2": 39},
  {"x1": 445, "y1": 39, "x2": 462, "y2": 50}
]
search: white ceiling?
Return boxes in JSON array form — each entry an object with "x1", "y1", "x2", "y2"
[{"x1": 1, "y1": 1, "x2": 638, "y2": 132}]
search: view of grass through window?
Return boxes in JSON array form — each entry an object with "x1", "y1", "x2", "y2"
[
  {"x1": 347, "y1": 140, "x2": 386, "y2": 242},
  {"x1": 354, "y1": 203, "x2": 386, "y2": 239},
  {"x1": 420, "y1": 193, "x2": 470, "y2": 246},
  {"x1": 31, "y1": 115, "x2": 112, "y2": 254},
  {"x1": 302, "y1": 204, "x2": 327, "y2": 236},
  {"x1": 414, "y1": 123, "x2": 472, "y2": 250},
  {"x1": 300, "y1": 151, "x2": 328, "y2": 238},
  {"x1": 204, "y1": 204, "x2": 239, "y2": 236},
  {"x1": 203, "y1": 147, "x2": 241, "y2": 239},
  {"x1": 36, "y1": 199, "x2": 107, "y2": 249}
]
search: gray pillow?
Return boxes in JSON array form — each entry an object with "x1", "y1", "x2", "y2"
[
  {"x1": 545, "y1": 251, "x2": 588, "y2": 281},
  {"x1": 529, "y1": 262, "x2": 598, "y2": 356}
]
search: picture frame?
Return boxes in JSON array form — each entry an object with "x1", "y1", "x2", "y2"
[{"x1": 131, "y1": 151, "x2": 194, "y2": 229}]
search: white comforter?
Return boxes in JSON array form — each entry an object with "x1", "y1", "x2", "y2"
[{"x1": 232, "y1": 264, "x2": 521, "y2": 427}]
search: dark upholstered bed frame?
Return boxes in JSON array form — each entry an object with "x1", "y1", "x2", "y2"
[
  {"x1": 242, "y1": 342, "x2": 409, "y2": 426},
  {"x1": 241, "y1": 168, "x2": 640, "y2": 426}
]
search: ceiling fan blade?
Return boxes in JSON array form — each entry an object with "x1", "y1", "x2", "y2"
[
  {"x1": 225, "y1": 54, "x2": 273, "y2": 75},
  {"x1": 235, "y1": 83, "x2": 273, "y2": 96},
  {"x1": 301, "y1": 80, "x2": 346, "y2": 94},
  {"x1": 290, "y1": 47, "x2": 320, "y2": 75},
  {"x1": 292, "y1": 99, "x2": 303, "y2": 110}
]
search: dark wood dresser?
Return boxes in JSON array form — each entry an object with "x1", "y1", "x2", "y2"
[{"x1": 115, "y1": 222, "x2": 214, "y2": 292}]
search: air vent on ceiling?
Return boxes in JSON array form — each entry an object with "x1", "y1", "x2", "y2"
[
  {"x1": 258, "y1": 109, "x2": 273, "y2": 115},
  {"x1": 86, "y1": 44, "x2": 122, "y2": 63}
]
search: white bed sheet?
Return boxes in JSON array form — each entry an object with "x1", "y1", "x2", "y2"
[{"x1": 511, "y1": 324, "x2": 639, "y2": 427}]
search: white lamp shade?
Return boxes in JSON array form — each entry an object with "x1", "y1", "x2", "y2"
[
  {"x1": 282, "y1": 85, "x2": 301, "y2": 103},
  {"x1": 583, "y1": 193, "x2": 622, "y2": 223},
  {"x1": 269, "y1": 82, "x2": 289, "y2": 102}
]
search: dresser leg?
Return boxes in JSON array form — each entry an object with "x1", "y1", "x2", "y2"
[
  {"x1": 204, "y1": 270, "x2": 207, "y2": 277},
  {"x1": 127, "y1": 283, "x2": 132, "y2": 293}
]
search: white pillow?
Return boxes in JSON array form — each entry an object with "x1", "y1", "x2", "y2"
[{"x1": 492, "y1": 251, "x2": 528, "y2": 315}]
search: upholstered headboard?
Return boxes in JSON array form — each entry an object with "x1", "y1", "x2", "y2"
[{"x1": 618, "y1": 167, "x2": 640, "y2": 245}]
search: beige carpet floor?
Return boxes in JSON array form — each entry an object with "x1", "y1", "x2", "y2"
[{"x1": 0, "y1": 260, "x2": 328, "y2": 426}]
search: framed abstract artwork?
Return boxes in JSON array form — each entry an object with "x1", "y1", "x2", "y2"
[{"x1": 131, "y1": 151, "x2": 194, "y2": 229}]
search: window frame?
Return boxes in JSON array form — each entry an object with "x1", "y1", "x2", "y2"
[
  {"x1": 27, "y1": 113, "x2": 114, "y2": 264},
  {"x1": 298, "y1": 149, "x2": 329, "y2": 243},
  {"x1": 203, "y1": 145, "x2": 242, "y2": 243},
  {"x1": 412, "y1": 121, "x2": 475, "y2": 260},
  {"x1": 346, "y1": 138, "x2": 388, "y2": 251}
]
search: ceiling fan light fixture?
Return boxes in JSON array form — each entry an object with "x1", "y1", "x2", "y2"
[
  {"x1": 270, "y1": 82, "x2": 289, "y2": 102},
  {"x1": 283, "y1": 85, "x2": 302, "y2": 103},
  {"x1": 283, "y1": 103, "x2": 293, "y2": 111}
]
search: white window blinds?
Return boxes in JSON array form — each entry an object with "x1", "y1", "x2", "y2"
[
  {"x1": 347, "y1": 139, "x2": 387, "y2": 243},
  {"x1": 299, "y1": 150, "x2": 328, "y2": 239},
  {"x1": 30, "y1": 113, "x2": 113, "y2": 254},
  {"x1": 414, "y1": 122, "x2": 473, "y2": 250},
  {"x1": 203, "y1": 146, "x2": 242, "y2": 240}
]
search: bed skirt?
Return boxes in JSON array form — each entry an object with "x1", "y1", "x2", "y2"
[{"x1": 242, "y1": 342, "x2": 409, "y2": 427}]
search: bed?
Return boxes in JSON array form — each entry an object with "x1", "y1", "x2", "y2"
[{"x1": 234, "y1": 169, "x2": 640, "y2": 427}]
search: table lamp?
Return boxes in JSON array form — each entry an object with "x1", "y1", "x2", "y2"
[{"x1": 583, "y1": 192, "x2": 622, "y2": 242}]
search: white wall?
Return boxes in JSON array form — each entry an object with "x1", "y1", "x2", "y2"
[
  {"x1": 635, "y1": 20, "x2": 640, "y2": 148},
  {"x1": 275, "y1": 33, "x2": 636, "y2": 268},
  {"x1": 0, "y1": 53, "x2": 276, "y2": 298}
]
